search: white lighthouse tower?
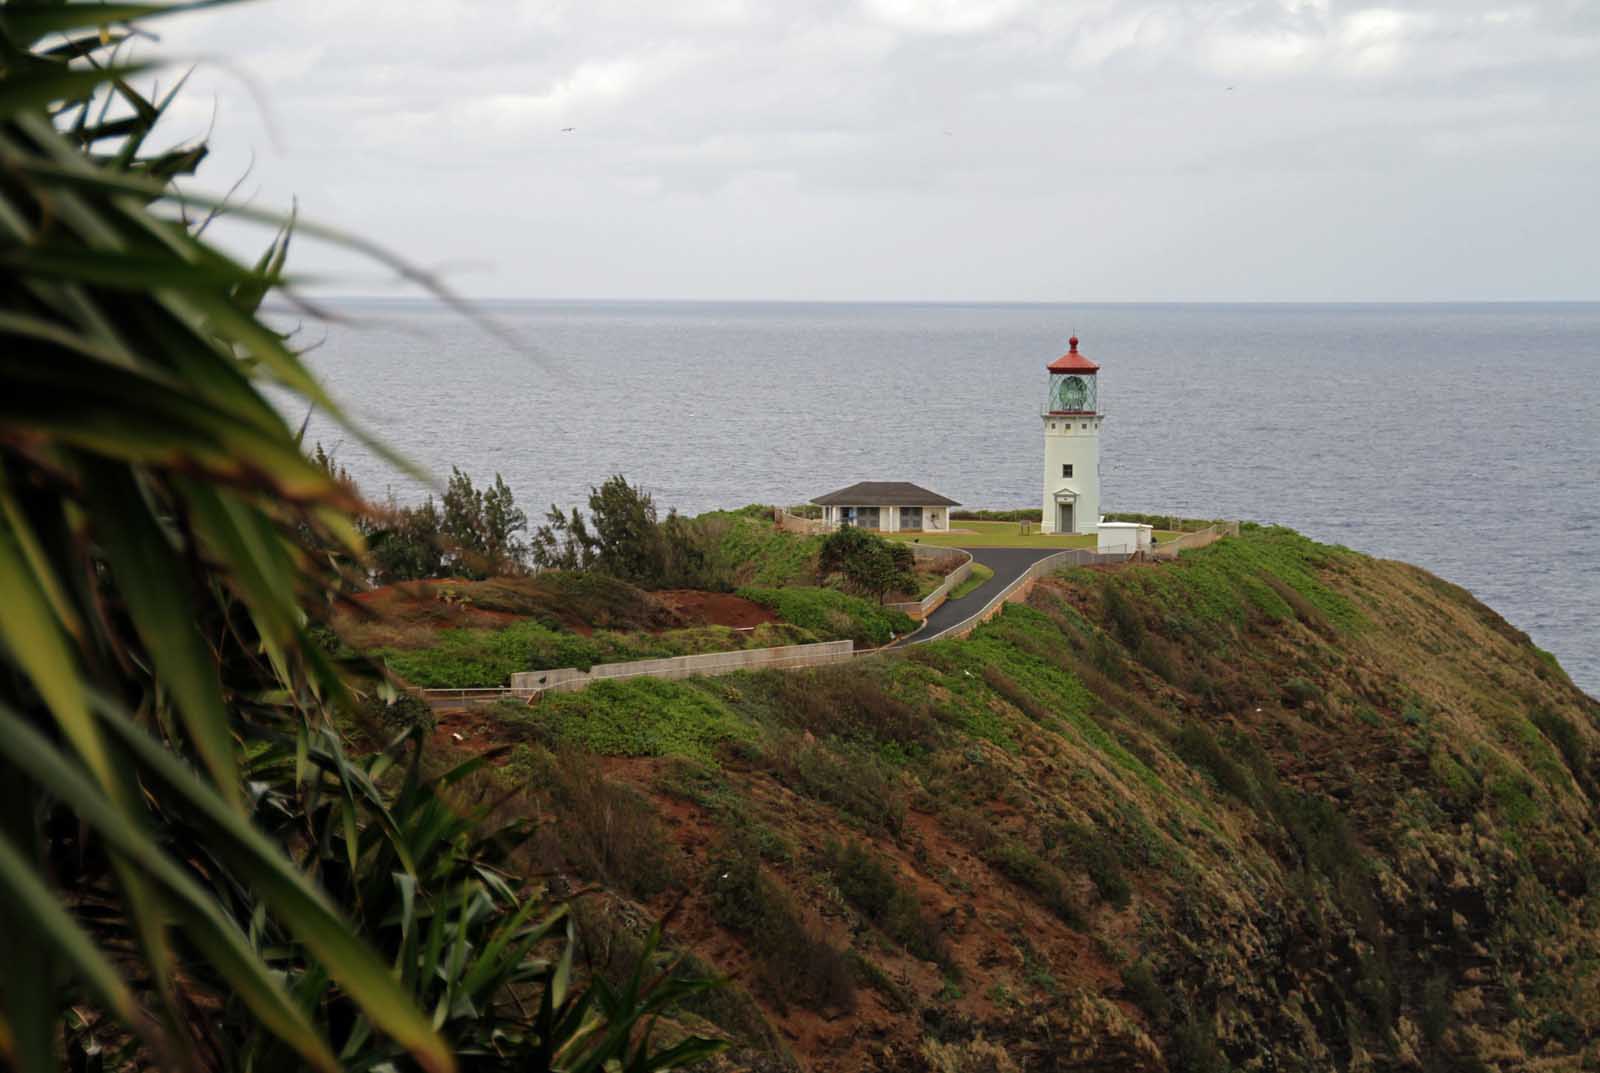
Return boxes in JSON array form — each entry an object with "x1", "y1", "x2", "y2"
[{"x1": 1040, "y1": 336, "x2": 1101, "y2": 534}]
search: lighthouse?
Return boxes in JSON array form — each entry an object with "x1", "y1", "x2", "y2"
[{"x1": 1040, "y1": 336, "x2": 1101, "y2": 534}]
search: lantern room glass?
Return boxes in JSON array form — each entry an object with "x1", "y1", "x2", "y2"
[{"x1": 1045, "y1": 372, "x2": 1097, "y2": 414}]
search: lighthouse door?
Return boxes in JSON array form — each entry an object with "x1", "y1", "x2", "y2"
[{"x1": 1058, "y1": 503, "x2": 1074, "y2": 533}]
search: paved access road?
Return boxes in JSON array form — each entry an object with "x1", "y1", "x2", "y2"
[{"x1": 908, "y1": 546, "x2": 1066, "y2": 644}]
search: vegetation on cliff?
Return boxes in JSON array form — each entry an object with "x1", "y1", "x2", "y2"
[{"x1": 459, "y1": 523, "x2": 1599, "y2": 1072}]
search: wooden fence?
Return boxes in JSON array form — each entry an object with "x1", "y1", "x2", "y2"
[
  {"x1": 1150, "y1": 521, "x2": 1240, "y2": 560},
  {"x1": 774, "y1": 507, "x2": 830, "y2": 534}
]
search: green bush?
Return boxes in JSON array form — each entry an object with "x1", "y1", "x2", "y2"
[
  {"x1": 1282, "y1": 677, "x2": 1324, "y2": 709},
  {"x1": 531, "y1": 678, "x2": 755, "y2": 759},
  {"x1": 1051, "y1": 822, "x2": 1133, "y2": 908},
  {"x1": 985, "y1": 840, "x2": 1084, "y2": 927},
  {"x1": 817, "y1": 526, "x2": 918, "y2": 603},
  {"x1": 1102, "y1": 512, "x2": 1227, "y2": 532},
  {"x1": 1169, "y1": 1009, "x2": 1229, "y2": 1073},
  {"x1": 1531, "y1": 708, "x2": 1590, "y2": 781},
  {"x1": 1121, "y1": 960, "x2": 1171, "y2": 1022},
  {"x1": 378, "y1": 620, "x2": 783, "y2": 688},
  {"x1": 707, "y1": 842, "x2": 856, "y2": 1013},
  {"x1": 826, "y1": 840, "x2": 949, "y2": 965},
  {"x1": 529, "y1": 475, "x2": 719, "y2": 589},
  {"x1": 353, "y1": 690, "x2": 437, "y2": 738},
  {"x1": 739, "y1": 586, "x2": 914, "y2": 646},
  {"x1": 546, "y1": 754, "x2": 683, "y2": 897},
  {"x1": 701, "y1": 508, "x2": 824, "y2": 587},
  {"x1": 951, "y1": 509, "x2": 1043, "y2": 522},
  {"x1": 1174, "y1": 724, "x2": 1257, "y2": 804},
  {"x1": 770, "y1": 736, "x2": 909, "y2": 835},
  {"x1": 748, "y1": 666, "x2": 941, "y2": 752}
]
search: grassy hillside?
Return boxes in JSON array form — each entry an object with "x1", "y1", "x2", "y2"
[
  {"x1": 699, "y1": 506, "x2": 826, "y2": 587},
  {"x1": 433, "y1": 524, "x2": 1598, "y2": 1071},
  {"x1": 336, "y1": 567, "x2": 916, "y2": 687}
]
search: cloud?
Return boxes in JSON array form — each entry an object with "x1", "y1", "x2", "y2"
[
  {"x1": 862, "y1": 0, "x2": 1030, "y2": 34},
  {"x1": 142, "y1": 0, "x2": 1600, "y2": 300}
]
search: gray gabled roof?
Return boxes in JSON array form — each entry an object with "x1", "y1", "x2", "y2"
[{"x1": 811, "y1": 481, "x2": 960, "y2": 507}]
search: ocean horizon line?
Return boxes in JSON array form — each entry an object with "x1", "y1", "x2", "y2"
[{"x1": 279, "y1": 295, "x2": 1600, "y2": 311}]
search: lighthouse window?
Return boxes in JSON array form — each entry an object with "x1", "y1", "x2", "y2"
[{"x1": 1062, "y1": 464, "x2": 1073, "y2": 478}]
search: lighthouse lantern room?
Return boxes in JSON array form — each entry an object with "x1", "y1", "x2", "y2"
[{"x1": 1040, "y1": 336, "x2": 1102, "y2": 535}]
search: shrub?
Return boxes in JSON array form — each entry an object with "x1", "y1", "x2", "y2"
[
  {"x1": 1531, "y1": 708, "x2": 1590, "y2": 781},
  {"x1": 951, "y1": 508, "x2": 1043, "y2": 523},
  {"x1": 985, "y1": 840, "x2": 1084, "y2": 927},
  {"x1": 1102, "y1": 512, "x2": 1227, "y2": 532},
  {"x1": 1169, "y1": 1009, "x2": 1229, "y2": 1073},
  {"x1": 353, "y1": 690, "x2": 437, "y2": 739},
  {"x1": 1282, "y1": 676, "x2": 1324, "y2": 709},
  {"x1": 1103, "y1": 583, "x2": 1146, "y2": 651},
  {"x1": 826, "y1": 840, "x2": 950, "y2": 964},
  {"x1": 376, "y1": 618, "x2": 778, "y2": 688},
  {"x1": 739, "y1": 586, "x2": 914, "y2": 646},
  {"x1": 358, "y1": 466, "x2": 529, "y2": 582},
  {"x1": 1051, "y1": 822, "x2": 1132, "y2": 909},
  {"x1": 707, "y1": 842, "x2": 856, "y2": 1013},
  {"x1": 818, "y1": 525, "x2": 918, "y2": 603},
  {"x1": 1121, "y1": 960, "x2": 1171, "y2": 1022},
  {"x1": 701, "y1": 509, "x2": 824, "y2": 587},
  {"x1": 1419, "y1": 972, "x2": 1452, "y2": 1046},
  {"x1": 770, "y1": 735, "x2": 909, "y2": 835},
  {"x1": 530, "y1": 678, "x2": 754, "y2": 759},
  {"x1": 1174, "y1": 724, "x2": 1257, "y2": 804},
  {"x1": 754, "y1": 666, "x2": 941, "y2": 751},
  {"x1": 545, "y1": 753, "x2": 683, "y2": 897}
]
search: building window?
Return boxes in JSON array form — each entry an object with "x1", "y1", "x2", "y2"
[
  {"x1": 1080, "y1": 423, "x2": 1088, "y2": 430},
  {"x1": 1062, "y1": 464, "x2": 1073, "y2": 478}
]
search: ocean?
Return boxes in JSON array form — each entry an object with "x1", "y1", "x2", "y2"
[{"x1": 285, "y1": 299, "x2": 1600, "y2": 695}]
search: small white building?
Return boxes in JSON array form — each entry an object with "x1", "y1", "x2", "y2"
[
  {"x1": 811, "y1": 481, "x2": 959, "y2": 532},
  {"x1": 1097, "y1": 521, "x2": 1153, "y2": 555}
]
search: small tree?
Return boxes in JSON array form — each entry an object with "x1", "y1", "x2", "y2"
[
  {"x1": 819, "y1": 526, "x2": 918, "y2": 604},
  {"x1": 369, "y1": 495, "x2": 446, "y2": 583},
  {"x1": 660, "y1": 508, "x2": 711, "y2": 588},
  {"x1": 528, "y1": 477, "x2": 718, "y2": 589},
  {"x1": 586, "y1": 474, "x2": 669, "y2": 584},
  {"x1": 531, "y1": 505, "x2": 597, "y2": 571},
  {"x1": 440, "y1": 467, "x2": 528, "y2": 578}
]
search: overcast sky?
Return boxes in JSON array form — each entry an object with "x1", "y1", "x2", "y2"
[{"x1": 153, "y1": 0, "x2": 1600, "y2": 302}]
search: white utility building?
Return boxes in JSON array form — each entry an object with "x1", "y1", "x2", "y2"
[
  {"x1": 1040, "y1": 336, "x2": 1102, "y2": 534},
  {"x1": 1097, "y1": 522, "x2": 1153, "y2": 555}
]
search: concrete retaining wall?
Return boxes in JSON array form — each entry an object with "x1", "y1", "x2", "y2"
[
  {"x1": 923, "y1": 547, "x2": 1132, "y2": 642},
  {"x1": 885, "y1": 544, "x2": 974, "y2": 620},
  {"x1": 509, "y1": 639, "x2": 855, "y2": 695}
]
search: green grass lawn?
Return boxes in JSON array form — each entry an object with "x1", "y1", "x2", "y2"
[
  {"x1": 890, "y1": 521, "x2": 1096, "y2": 548},
  {"x1": 946, "y1": 563, "x2": 994, "y2": 600},
  {"x1": 889, "y1": 521, "x2": 1185, "y2": 549}
]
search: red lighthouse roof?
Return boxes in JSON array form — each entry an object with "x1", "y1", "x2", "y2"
[{"x1": 1047, "y1": 336, "x2": 1099, "y2": 373}]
